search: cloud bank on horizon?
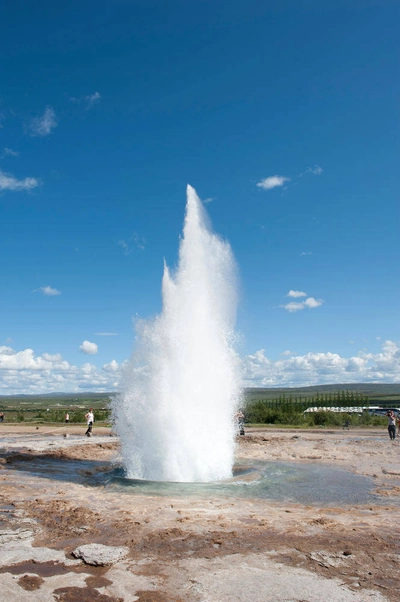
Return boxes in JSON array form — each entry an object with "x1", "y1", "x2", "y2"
[{"x1": 0, "y1": 340, "x2": 399, "y2": 395}]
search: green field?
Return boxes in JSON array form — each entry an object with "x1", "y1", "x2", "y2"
[
  {"x1": 0, "y1": 384, "x2": 399, "y2": 425},
  {"x1": 0, "y1": 392, "x2": 113, "y2": 423}
]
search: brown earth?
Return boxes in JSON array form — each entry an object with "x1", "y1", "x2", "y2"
[{"x1": 0, "y1": 425, "x2": 399, "y2": 601}]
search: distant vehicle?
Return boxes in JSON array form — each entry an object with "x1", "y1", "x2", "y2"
[
  {"x1": 304, "y1": 406, "x2": 367, "y2": 415},
  {"x1": 303, "y1": 406, "x2": 400, "y2": 416},
  {"x1": 367, "y1": 407, "x2": 400, "y2": 416}
]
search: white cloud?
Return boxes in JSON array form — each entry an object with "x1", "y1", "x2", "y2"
[
  {"x1": 303, "y1": 297, "x2": 323, "y2": 309},
  {"x1": 81, "y1": 361, "x2": 97, "y2": 374},
  {"x1": 282, "y1": 301, "x2": 306, "y2": 313},
  {"x1": 287, "y1": 290, "x2": 307, "y2": 298},
  {"x1": 80, "y1": 340, "x2": 98, "y2": 355},
  {"x1": 102, "y1": 359, "x2": 119, "y2": 373},
  {"x1": 282, "y1": 296, "x2": 324, "y2": 312},
  {"x1": 71, "y1": 92, "x2": 101, "y2": 110},
  {"x1": 118, "y1": 231, "x2": 145, "y2": 255},
  {"x1": 257, "y1": 165, "x2": 322, "y2": 191},
  {"x1": 242, "y1": 340, "x2": 400, "y2": 387},
  {"x1": 281, "y1": 350, "x2": 295, "y2": 356},
  {"x1": 118, "y1": 239, "x2": 129, "y2": 255},
  {"x1": 0, "y1": 169, "x2": 39, "y2": 192},
  {"x1": 94, "y1": 332, "x2": 118, "y2": 336},
  {"x1": 0, "y1": 346, "x2": 14, "y2": 356},
  {"x1": 132, "y1": 232, "x2": 145, "y2": 250},
  {"x1": 42, "y1": 353, "x2": 63, "y2": 361},
  {"x1": 300, "y1": 251, "x2": 312, "y2": 256},
  {"x1": 35, "y1": 286, "x2": 61, "y2": 296},
  {"x1": 2, "y1": 147, "x2": 19, "y2": 157},
  {"x1": 28, "y1": 106, "x2": 57, "y2": 137},
  {"x1": 300, "y1": 165, "x2": 323, "y2": 177},
  {"x1": 257, "y1": 175, "x2": 289, "y2": 190},
  {"x1": 0, "y1": 346, "x2": 70, "y2": 371},
  {"x1": 85, "y1": 92, "x2": 101, "y2": 108}
]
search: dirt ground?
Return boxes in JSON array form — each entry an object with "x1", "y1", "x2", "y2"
[{"x1": 0, "y1": 424, "x2": 399, "y2": 602}]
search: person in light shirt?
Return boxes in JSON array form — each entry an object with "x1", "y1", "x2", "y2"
[
  {"x1": 386, "y1": 410, "x2": 396, "y2": 440},
  {"x1": 85, "y1": 408, "x2": 94, "y2": 437}
]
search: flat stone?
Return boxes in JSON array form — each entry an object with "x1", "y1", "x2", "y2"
[{"x1": 72, "y1": 543, "x2": 129, "y2": 566}]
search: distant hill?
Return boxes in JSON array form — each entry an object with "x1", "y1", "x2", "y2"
[
  {"x1": 246, "y1": 383, "x2": 400, "y2": 395},
  {"x1": 0, "y1": 391, "x2": 114, "y2": 399},
  {"x1": 1, "y1": 383, "x2": 400, "y2": 401},
  {"x1": 0, "y1": 392, "x2": 113, "y2": 409},
  {"x1": 245, "y1": 383, "x2": 400, "y2": 404}
]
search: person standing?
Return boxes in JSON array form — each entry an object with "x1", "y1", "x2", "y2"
[
  {"x1": 85, "y1": 408, "x2": 94, "y2": 437},
  {"x1": 65, "y1": 412, "x2": 69, "y2": 424},
  {"x1": 387, "y1": 410, "x2": 396, "y2": 440},
  {"x1": 396, "y1": 412, "x2": 400, "y2": 438}
]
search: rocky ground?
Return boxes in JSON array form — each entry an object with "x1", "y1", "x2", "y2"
[{"x1": 0, "y1": 424, "x2": 399, "y2": 602}]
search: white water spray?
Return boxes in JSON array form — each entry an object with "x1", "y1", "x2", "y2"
[{"x1": 113, "y1": 185, "x2": 242, "y2": 482}]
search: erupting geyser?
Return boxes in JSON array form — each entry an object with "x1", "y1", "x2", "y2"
[{"x1": 113, "y1": 185, "x2": 242, "y2": 482}]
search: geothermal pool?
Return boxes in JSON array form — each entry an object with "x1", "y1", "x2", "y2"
[
  {"x1": 2, "y1": 440, "x2": 380, "y2": 507},
  {"x1": 108, "y1": 460, "x2": 379, "y2": 506}
]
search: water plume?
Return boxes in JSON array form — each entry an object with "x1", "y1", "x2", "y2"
[{"x1": 113, "y1": 185, "x2": 242, "y2": 482}]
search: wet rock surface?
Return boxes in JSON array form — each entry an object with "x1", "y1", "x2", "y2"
[{"x1": 0, "y1": 426, "x2": 399, "y2": 601}]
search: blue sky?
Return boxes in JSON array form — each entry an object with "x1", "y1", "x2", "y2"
[{"x1": 1, "y1": 0, "x2": 399, "y2": 394}]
